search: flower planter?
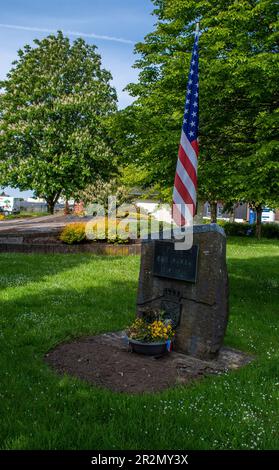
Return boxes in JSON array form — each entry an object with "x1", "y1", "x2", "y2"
[{"x1": 128, "y1": 338, "x2": 167, "y2": 356}]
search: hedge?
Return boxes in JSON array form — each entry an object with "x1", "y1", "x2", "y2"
[{"x1": 214, "y1": 221, "x2": 279, "y2": 239}]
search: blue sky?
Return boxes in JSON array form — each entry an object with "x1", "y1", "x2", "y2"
[{"x1": 0, "y1": 0, "x2": 154, "y2": 197}]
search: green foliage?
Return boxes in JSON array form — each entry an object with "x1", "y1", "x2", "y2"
[
  {"x1": 0, "y1": 32, "x2": 117, "y2": 212},
  {"x1": 78, "y1": 178, "x2": 132, "y2": 214},
  {"x1": 60, "y1": 222, "x2": 86, "y2": 244},
  {"x1": 127, "y1": 317, "x2": 175, "y2": 342},
  {"x1": 85, "y1": 217, "x2": 130, "y2": 244},
  {"x1": 112, "y1": 0, "x2": 279, "y2": 209},
  {"x1": 214, "y1": 221, "x2": 279, "y2": 239},
  {"x1": 2, "y1": 211, "x2": 49, "y2": 220},
  {"x1": 60, "y1": 218, "x2": 134, "y2": 245},
  {"x1": 0, "y1": 239, "x2": 279, "y2": 449},
  {"x1": 120, "y1": 165, "x2": 151, "y2": 190},
  {"x1": 222, "y1": 222, "x2": 253, "y2": 237},
  {"x1": 261, "y1": 223, "x2": 279, "y2": 239}
]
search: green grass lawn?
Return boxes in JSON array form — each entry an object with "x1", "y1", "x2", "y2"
[
  {"x1": 2, "y1": 211, "x2": 49, "y2": 220},
  {"x1": 0, "y1": 238, "x2": 278, "y2": 450}
]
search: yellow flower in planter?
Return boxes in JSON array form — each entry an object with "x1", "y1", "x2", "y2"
[{"x1": 127, "y1": 316, "x2": 175, "y2": 343}]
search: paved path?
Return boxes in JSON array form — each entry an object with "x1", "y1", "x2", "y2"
[
  {"x1": 0, "y1": 214, "x2": 141, "y2": 235},
  {"x1": 0, "y1": 214, "x2": 88, "y2": 234}
]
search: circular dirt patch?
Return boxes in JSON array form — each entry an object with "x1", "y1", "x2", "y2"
[{"x1": 45, "y1": 332, "x2": 253, "y2": 394}]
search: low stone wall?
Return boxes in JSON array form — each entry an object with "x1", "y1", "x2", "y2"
[
  {"x1": 0, "y1": 231, "x2": 61, "y2": 244},
  {"x1": 0, "y1": 241, "x2": 141, "y2": 255}
]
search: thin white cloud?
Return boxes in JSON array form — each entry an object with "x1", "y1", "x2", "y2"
[{"x1": 0, "y1": 23, "x2": 134, "y2": 44}]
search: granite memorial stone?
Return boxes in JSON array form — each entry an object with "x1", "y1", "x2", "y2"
[{"x1": 136, "y1": 224, "x2": 229, "y2": 359}]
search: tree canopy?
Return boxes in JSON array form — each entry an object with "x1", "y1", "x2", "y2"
[
  {"x1": 112, "y1": 0, "x2": 279, "y2": 222},
  {"x1": 0, "y1": 32, "x2": 117, "y2": 212}
]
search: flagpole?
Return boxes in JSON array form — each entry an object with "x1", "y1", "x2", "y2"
[{"x1": 194, "y1": 21, "x2": 200, "y2": 219}]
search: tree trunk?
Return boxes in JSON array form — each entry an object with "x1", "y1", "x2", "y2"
[
  {"x1": 64, "y1": 199, "x2": 70, "y2": 215},
  {"x1": 229, "y1": 207, "x2": 235, "y2": 222},
  {"x1": 210, "y1": 201, "x2": 218, "y2": 223},
  {"x1": 194, "y1": 198, "x2": 205, "y2": 225},
  {"x1": 47, "y1": 199, "x2": 55, "y2": 214},
  {"x1": 46, "y1": 192, "x2": 61, "y2": 214},
  {"x1": 255, "y1": 205, "x2": 262, "y2": 239}
]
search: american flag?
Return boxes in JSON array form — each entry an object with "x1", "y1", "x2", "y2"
[{"x1": 173, "y1": 28, "x2": 199, "y2": 226}]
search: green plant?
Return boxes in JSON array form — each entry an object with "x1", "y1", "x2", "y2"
[
  {"x1": 111, "y1": 0, "x2": 279, "y2": 231},
  {"x1": 85, "y1": 217, "x2": 131, "y2": 244},
  {"x1": 60, "y1": 222, "x2": 86, "y2": 245},
  {"x1": 216, "y1": 219, "x2": 227, "y2": 228},
  {"x1": 0, "y1": 32, "x2": 117, "y2": 213},
  {"x1": 0, "y1": 238, "x2": 279, "y2": 449},
  {"x1": 217, "y1": 221, "x2": 279, "y2": 239},
  {"x1": 127, "y1": 316, "x2": 175, "y2": 343},
  {"x1": 141, "y1": 308, "x2": 164, "y2": 323},
  {"x1": 4, "y1": 211, "x2": 49, "y2": 220},
  {"x1": 261, "y1": 223, "x2": 279, "y2": 239},
  {"x1": 222, "y1": 222, "x2": 253, "y2": 237},
  {"x1": 80, "y1": 178, "x2": 132, "y2": 214}
]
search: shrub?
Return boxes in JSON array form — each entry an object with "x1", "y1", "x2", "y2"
[
  {"x1": 127, "y1": 317, "x2": 175, "y2": 343},
  {"x1": 203, "y1": 219, "x2": 227, "y2": 227},
  {"x1": 218, "y1": 221, "x2": 278, "y2": 239},
  {"x1": 261, "y1": 223, "x2": 279, "y2": 239},
  {"x1": 85, "y1": 217, "x2": 131, "y2": 244},
  {"x1": 222, "y1": 222, "x2": 253, "y2": 237},
  {"x1": 0, "y1": 214, "x2": 5, "y2": 221},
  {"x1": 216, "y1": 219, "x2": 227, "y2": 228},
  {"x1": 60, "y1": 222, "x2": 86, "y2": 244}
]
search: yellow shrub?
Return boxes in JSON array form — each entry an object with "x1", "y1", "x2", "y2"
[
  {"x1": 60, "y1": 222, "x2": 86, "y2": 245},
  {"x1": 0, "y1": 214, "x2": 5, "y2": 221},
  {"x1": 85, "y1": 217, "x2": 130, "y2": 243}
]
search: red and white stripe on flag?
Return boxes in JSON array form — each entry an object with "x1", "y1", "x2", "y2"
[{"x1": 173, "y1": 27, "x2": 199, "y2": 227}]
